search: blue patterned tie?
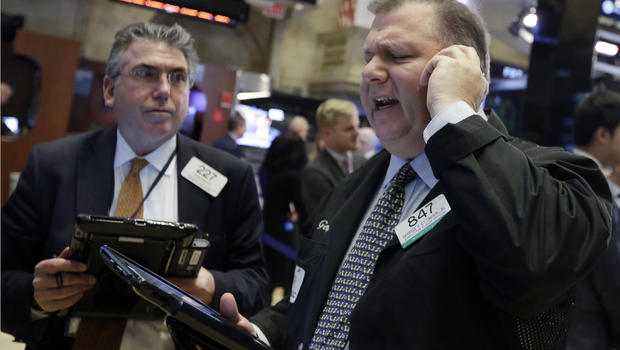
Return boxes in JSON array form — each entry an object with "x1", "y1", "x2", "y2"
[{"x1": 309, "y1": 163, "x2": 417, "y2": 349}]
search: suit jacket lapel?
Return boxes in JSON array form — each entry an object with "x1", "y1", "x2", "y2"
[
  {"x1": 321, "y1": 149, "x2": 346, "y2": 180},
  {"x1": 176, "y1": 134, "x2": 210, "y2": 233},
  {"x1": 75, "y1": 127, "x2": 116, "y2": 216},
  {"x1": 322, "y1": 152, "x2": 390, "y2": 284}
]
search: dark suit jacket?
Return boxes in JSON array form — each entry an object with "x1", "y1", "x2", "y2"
[
  {"x1": 252, "y1": 112, "x2": 611, "y2": 350},
  {"x1": 212, "y1": 134, "x2": 245, "y2": 159},
  {"x1": 1, "y1": 127, "x2": 269, "y2": 349},
  {"x1": 567, "y1": 203, "x2": 620, "y2": 349},
  {"x1": 301, "y1": 149, "x2": 365, "y2": 215}
]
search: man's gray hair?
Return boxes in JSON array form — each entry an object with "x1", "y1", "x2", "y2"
[
  {"x1": 106, "y1": 22, "x2": 199, "y2": 84},
  {"x1": 368, "y1": 0, "x2": 490, "y2": 80}
]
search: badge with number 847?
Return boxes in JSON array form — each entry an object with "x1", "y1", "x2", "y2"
[{"x1": 394, "y1": 194, "x2": 451, "y2": 248}]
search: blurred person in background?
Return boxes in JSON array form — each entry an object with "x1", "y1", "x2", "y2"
[
  {"x1": 356, "y1": 126, "x2": 380, "y2": 159},
  {"x1": 568, "y1": 90, "x2": 620, "y2": 350},
  {"x1": 212, "y1": 112, "x2": 246, "y2": 159},
  {"x1": 301, "y1": 98, "x2": 365, "y2": 215},
  {"x1": 258, "y1": 133, "x2": 308, "y2": 304},
  {"x1": 288, "y1": 115, "x2": 310, "y2": 141}
]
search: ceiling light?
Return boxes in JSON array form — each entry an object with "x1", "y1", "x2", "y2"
[
  {"x1": 522, "y1": 9, "x2": 537, "y2": 28},
  {"x1": 237, "y1": 91, "x2": 271, "y2": 100},
  {"x1": 602, "y1": 0, "x2": 615, "y2": 15},
  {"x1": 595, "y1": 40, "x2": 619, "y2": 56}
]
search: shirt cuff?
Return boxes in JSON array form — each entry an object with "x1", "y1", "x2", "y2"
[
  {"x1": 423, "y1": 101, "x2": 477, "y2": 143},
  {"x1": 252, "y1": 323, "x2": 271, "y2": 346}
]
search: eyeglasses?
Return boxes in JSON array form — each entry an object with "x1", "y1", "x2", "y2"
[{"x1": 125, "y1": 66, "x2": 192, "y2": 89}]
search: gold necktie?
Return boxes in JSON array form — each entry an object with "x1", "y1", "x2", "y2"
[{"x1": 114, "y1": 158, "x2": 149, "y2": 218}]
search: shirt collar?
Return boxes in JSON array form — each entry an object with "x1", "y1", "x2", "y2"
[
  {"x1": 228, "y1": 132, "x2": 239, "y2": 141},
  {"x1": 573, "y1": 148, "x2": 610, "y2": 175},
  {"x1": 382, "y1": 153, "x2": 438, "y2": 190},
  {"x1": 114, "y1": 130, "x2": 177, "y2": 176},
  {"x1": 325, "y1": 146, "x2": 348, "y2": 164}
]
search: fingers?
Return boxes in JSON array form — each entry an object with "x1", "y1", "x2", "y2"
[
  {"x1": 34, "y1": 256, "x2": 88, "y2": 275},
  {"x1": 32, "y1": 250, "x2": 96, "y2": 312},
  {"x1": 34, "y1": 284, "x2": 92, "y2": 312},
  {"x1": 168, "y1": 268, "x2": 215, "y2": 306},
  {"x1": 420, "y1": 45, "x2": 480, "y2": 86},
  {"x1": 422, "y1": 45, "x2": 488, "y2": 116},
  {"x1": 59, "y1": 246, "x2": 71, "y2": 258},
  {"x1": 33, "y1": 271, "x2": 96, "y2": 312},
  {"x1": 220, "y1": 293, "x2": 256, "y2": 336},
  {"x1": 33, "y1": 271, "x2": 96, "y2": 290}
]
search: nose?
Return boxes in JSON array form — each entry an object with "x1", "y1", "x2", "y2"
[
  {"x1": 152, "y1": 73, "x2": 171, "y2": 100},
  {"x1": 362, "y1": 56, "x2": 387, "y2": 84}
]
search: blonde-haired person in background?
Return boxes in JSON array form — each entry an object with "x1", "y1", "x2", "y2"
[{"x1": 300, "y1": 98, "x2": 366, "y2": 215}]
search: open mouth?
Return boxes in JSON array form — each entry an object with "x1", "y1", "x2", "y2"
[{"x1": 375, "y1": 97, "x2": 398, "y2": 111}]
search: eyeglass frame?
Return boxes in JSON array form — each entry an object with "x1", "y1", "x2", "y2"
[{"x1": 112, "y1": 64, "x2": 194, "y2": 89}]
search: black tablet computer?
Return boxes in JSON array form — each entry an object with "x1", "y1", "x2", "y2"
[
  {"x1": 99, "y1": 245, "x2": 272, "y2": 350},
  {"x1": 69, "y1": 214, "x2": 209, "y2": 318}
]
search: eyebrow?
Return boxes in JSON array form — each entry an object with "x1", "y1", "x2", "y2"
[
  {"x1": 130, "y1": 63, "x2": 188, "y2": 72},
  {"x1": 363, "y1": 38, "x2": 408, "y2": 55}
]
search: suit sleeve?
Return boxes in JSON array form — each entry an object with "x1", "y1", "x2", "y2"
[
  {"x1": 209, "y1": 164, "x2": 270, "y2": 316},
  {"x1": 425, "y1": 115, "x2": 611, "y2": 317},
  {"x1": 1, "y1": 145, "x2": 49, "y2": 341}
]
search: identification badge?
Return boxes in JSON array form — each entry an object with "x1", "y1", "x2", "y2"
[
  {"x1": 181, "y1": 157, "x2": 228, "y2": 197},
  {"x1": 394, "y1": 194, "x2": 451, "y2": 248},
  {"x1": 290, "y1": 265, "x2": 306, "y2": 303}
]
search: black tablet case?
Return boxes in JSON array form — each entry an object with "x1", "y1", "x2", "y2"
[{"x1": 69, "y1": 214, "x2": 207, "y2": 318}]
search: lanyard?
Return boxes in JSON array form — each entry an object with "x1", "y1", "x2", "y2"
[{"x1": 130, "y1": 149, "x2": 177, "y2": 219}]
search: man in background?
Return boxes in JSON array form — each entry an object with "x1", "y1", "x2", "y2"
[
  {"x1": 356, "y1": 126, "x2": 379, "y2": 159},
  {"x1": 568, "y1": 90, "x2": 620, "y2": 350},
  {"x1": 219, "y1": 1, "x2": 611, "y2": 349},
  {"x1": 288, "y1": 115, "x2": 310, "y2": 141},
  {"x1": 300, "y1": 98, "x2": 365, "y2": 215},
  {"x1": 212, "y1": 112, "x2": 246, "y2": 159},
  {"x1": 1, "y1": 22, "x2": 268, "y2": 350}
]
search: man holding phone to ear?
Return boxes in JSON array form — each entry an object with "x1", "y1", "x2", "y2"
[{"x1": 219, "y1": 0, "x2": 612, "y2": 349}]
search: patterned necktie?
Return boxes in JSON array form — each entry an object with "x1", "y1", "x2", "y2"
[
  {"x1": 309, "y1": 163, "x2": 417, "y2": 349},
  {"x1": 72, "y1": 158, "x2": 149, "y2": 350},
  {"x1": 114, "y1": 158, "x2": 149, "y2": 218}
]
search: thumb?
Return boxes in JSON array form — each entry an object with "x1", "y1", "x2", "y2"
[
  {"x1": 59, "y1": 246, "x2": 71, "y2": 259},
  {"x1": 220, "y1": 292, "x2": 241, "y2": 322},
  {"x1": 220, "y1": 293, "x2": 257, "y2": 336}
]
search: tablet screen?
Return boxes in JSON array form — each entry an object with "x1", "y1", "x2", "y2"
[{"x1": 100, "y1": 245, "x2": 272, "y2": 350}]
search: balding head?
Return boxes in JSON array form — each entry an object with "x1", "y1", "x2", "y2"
[{"x1": 289, "y1": 116, "x2": 310, "y2": 141}]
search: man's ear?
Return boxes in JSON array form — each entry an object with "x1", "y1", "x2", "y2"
[
  {"x1": 103, "y1": 76, "x2": 115, "y2": 108},
  {"x1": 320, "y1": 126, "x2": 331, "y2": 139},
  {"x1": 594, "y1": 126, "x2": 612, "y2": 145}
]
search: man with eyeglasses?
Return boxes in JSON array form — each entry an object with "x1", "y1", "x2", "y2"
[{"x1": 1, "y1": 22, "x2": 269, "y2": 350}]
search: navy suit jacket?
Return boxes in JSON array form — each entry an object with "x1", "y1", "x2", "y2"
[
  {"x1": 1, "y1": 126, "x2": 269, "y2": 349},
  {"x1": 212, "y1": 134, "x2": 245, "y2": 159},
  {"x1": 252, "y1": 112, "x2": 611, "y2": 350}
]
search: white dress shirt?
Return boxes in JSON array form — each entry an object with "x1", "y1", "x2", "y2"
[
  {"x1": 111, "y1": 130, "x2": 178, "y2": 350},
  {"x1": 110, "y1": 130, "x2": 178, "y2": 222}
]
